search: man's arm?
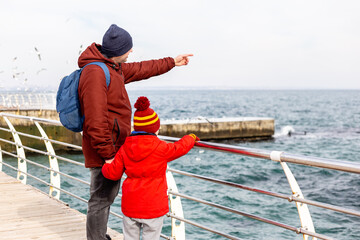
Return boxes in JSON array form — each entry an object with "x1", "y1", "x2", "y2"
[{"x1": 122, "y1": 54, "x2": 193, "y2": 84}]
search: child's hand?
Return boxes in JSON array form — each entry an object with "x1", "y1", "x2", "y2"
[{"x1": 189, "y1": 133, "x2": 200, "y2": 142}]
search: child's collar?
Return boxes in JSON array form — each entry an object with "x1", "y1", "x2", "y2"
[{"x1": 130, "y1": 131, "x2": 156, "y2": 136}]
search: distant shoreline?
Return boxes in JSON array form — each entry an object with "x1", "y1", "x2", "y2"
[{"x1": 0, "y1": 88, "x2": 359, "y2": 93}]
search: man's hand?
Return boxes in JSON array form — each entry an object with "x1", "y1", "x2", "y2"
[
  {"x1": 174, "y1": 54, "x2": 193, "y2": 66},
  {"x1": 105, "y1": 158, "x2": 114, "y2": 164}
]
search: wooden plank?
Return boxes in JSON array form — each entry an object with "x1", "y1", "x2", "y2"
[
  {"x1": 2, "y1": 213, "x2": 84, "y2": 225},
  {"x1": 0, "y1": 172, "x2": 123, "y2": 239},
  {"x1": 0, "y1": 172, "x2": 18, "y2": 183}
]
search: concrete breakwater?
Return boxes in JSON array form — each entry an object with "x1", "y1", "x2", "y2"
[
  {"x1": 161, "y1": 117, "x2": 274, "y2": 140},
  {"x1": 0, "y1": 110, "x2": 274, "y2": 152}
]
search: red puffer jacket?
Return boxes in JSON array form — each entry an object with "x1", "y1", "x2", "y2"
[
  {"x1": 102, "y1": 133, "x2": 195, "y2": 219},
  {"x1": 78, "y1": 43, "x2": 175, "y2": 168}
]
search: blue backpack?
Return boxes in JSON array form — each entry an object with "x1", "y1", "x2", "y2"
[{"x1": 56, "y1": 62, "x2": 110, "y2": 132}]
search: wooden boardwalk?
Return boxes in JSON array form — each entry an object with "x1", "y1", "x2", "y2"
[{"x1": 0, "y1": 172, "x2": 123, "y2": 240}]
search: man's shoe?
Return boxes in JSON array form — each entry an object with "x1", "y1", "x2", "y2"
[{"x1": 106, "y1": 234, "x2": 111, "y2": 240}]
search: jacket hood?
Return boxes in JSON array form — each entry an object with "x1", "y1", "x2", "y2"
[
  {"x1": 123, "y1": 135, "x2": 161, "y2": 162},
  {"x1": 78, "y1": 43, "x2": 119, "y2": 70}
]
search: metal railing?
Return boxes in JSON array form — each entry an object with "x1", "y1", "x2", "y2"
[{"x1": 0, "y1": 113, "x2": 359, "y2": 240}]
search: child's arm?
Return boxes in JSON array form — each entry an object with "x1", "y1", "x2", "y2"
[
  {"x1": 164, "y1": 134, "x2": 199, "y2": 162},
  {"x1": 102, "y1": 148, "x2": 125, "y2": 181}
]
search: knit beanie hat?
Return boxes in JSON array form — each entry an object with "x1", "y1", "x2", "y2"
[
  {"x1": 101, "y1": 24, "x2": 133, "y2": 58},
  {"x1": 133, "y1": 96, "x2": 160, "y2": 133}
]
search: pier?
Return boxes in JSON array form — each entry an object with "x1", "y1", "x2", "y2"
[
  {"x1": 1, "y1": 112, "x2": 360, "y2": 239},
  {"x1": 0, "y1": 172, "x2": 123, "y2": 240}
]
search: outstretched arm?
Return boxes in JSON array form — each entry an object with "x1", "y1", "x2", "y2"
[
  {"x1": 122, "y1": 57, "x2": 175, "y2": 83},
  {"x1": 162, "y1": 134, "x2": 198, "y2": 162},
  {"x1": 122, "y1": 53, "x2": 193, "y2": 84},
  {"x1": 174, "y1": 54, "x2": 193, "y2": 66}
]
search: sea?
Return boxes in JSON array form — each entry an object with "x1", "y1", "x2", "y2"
[{"x1": 1, "y1": 89, "x2": 360, "y2": 239}]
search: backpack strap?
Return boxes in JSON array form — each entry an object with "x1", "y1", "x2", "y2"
[{"x1": 82, "y1": 62, "x2": 111, "y2": 88}]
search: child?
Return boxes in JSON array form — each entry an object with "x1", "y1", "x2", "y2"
[{"x1": 102, "y1": 96, "x2": 198, "y2": 240}]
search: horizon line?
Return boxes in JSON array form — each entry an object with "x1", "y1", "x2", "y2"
[{"x1": 1, "y1": 87, "x2": 360, "y2": 92}]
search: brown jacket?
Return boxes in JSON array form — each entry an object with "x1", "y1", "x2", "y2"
[{"x1": 78, "y1": 43, "x2": 175, "y2": 168}]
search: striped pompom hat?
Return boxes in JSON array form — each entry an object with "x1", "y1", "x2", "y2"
[{"x1": 133, "y1": 96, "x2": 160, "y2": 133}]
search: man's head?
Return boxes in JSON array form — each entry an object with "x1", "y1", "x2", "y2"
[
  {"x1": 101, "y1": 24, "x2": 133, "y2": 62},
  {"x1": 133, "y1": 96, "x2": 160, "y2": 134}
]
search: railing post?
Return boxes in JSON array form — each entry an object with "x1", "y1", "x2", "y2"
[
  {"x1": 3, "y1": 116, "x2": 27, "y2": 184},
  {"x1": 34, "y1": 121, "x2": 61, "y2": 199},
  {"x1": 166, "y1": 168, "x2": 186, "y2": 240},
  {"x1": 270, "y1": 151, "x2": 316, "y2": 240},
  {"x1": 281, "y1": 162, "x2": 317, "y2": 240},
  {"x1": 0, "y1": 146, "x2": 2, "y2": 171}
]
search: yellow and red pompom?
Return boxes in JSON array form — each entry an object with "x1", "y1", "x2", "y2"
[{"x1": 134, "y1": 96, "x2": 150, "y2": 111}]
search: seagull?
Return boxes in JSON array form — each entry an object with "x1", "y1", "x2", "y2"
[
  {"x1": 0, "y1": 70, "x2": 4, "y2": 74},
  {"x1": 12, "y1": 57, "x2": 17, "y2": 61},
  {"x1": 37, "y1": 68, "x2": 47, "y2": 74},
  {"x1": 78, "y1": 44, "x2": 84, "y2": 55},
  {"x1": 34, "y1": 47, "x2": 42, "y2": 60},
  {"x1": 13, "y1": 71, "x2": 25, "y2": 76},
  {"x1": 196, "y1": 116, "x2": 214, "y2": 125},
  {"x1": 12, "y1": 72, "x2": 24, "y2": 80}
]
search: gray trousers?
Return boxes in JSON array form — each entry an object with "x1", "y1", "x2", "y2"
[
  {"x1": 87, "y1": 167, "x2": 121, "y2": 240},
  {"x1": 123, "y1": 215, "x2": 165, "y2": 240}
]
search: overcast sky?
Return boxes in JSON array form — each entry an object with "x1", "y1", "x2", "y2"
[{"x1": 1, "y1": 0, "x2": 359, "y2": 91}]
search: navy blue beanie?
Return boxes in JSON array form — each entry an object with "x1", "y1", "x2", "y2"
[{"x1": 101, "y1": 24, "x2": 133, "y2": 58}]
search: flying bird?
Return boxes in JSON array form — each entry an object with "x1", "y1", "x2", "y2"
[
  {"x1": 13, "y1": 71, "x2": 25, "y2": 76},
  {"x1": 34, "y1": 47, "x2": 42, "y2": 60},
  {"x1": 37, "y1": 68, "x2": 47, "y2": 74},
  {"x1": 78, "y1": 44, "x2": 84, "y2": 55}
]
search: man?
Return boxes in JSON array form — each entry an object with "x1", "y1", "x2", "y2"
[{"x1": 77, "y1": 24, "x2": 192, "y2": 240}]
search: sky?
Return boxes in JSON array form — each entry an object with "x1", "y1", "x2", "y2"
[{"x1": 0, "y1": 0, "x2": 360, "y2": 91}]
